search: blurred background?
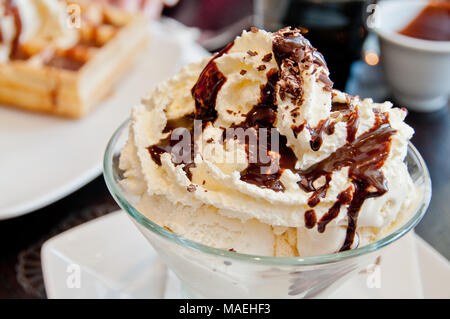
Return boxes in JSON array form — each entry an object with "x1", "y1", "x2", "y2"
[
  {"x1": 0, "y1": 0, "x2": 448, "y2": 298},
  {"x1": 167, "y1": 0, "x2": 374, "y2": 90}
]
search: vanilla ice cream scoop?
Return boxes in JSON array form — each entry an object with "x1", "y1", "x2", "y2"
[
  {"x1": 120, "y1": 27, "x2": 419, "y2": 257},
  {"x1": 0, "y1": 0, "x2": 78, "y2": 62}
]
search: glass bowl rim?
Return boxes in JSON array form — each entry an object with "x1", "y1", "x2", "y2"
[{"x1": 103, "y1": 119, "x2": 432, "y2": 266}]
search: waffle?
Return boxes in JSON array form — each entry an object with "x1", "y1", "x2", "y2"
[{"x1": 0, "y1": 0, "x2": 149, "y2": 118}]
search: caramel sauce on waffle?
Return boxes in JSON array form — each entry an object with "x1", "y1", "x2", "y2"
[{"x1": 2, "y1": 0, "x2": 29, "y2": 60}]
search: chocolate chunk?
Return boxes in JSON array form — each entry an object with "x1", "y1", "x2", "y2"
[
  {"x1": 257, "y1": 65, "x2": 266, "y2": 71},
  {"x1": 247, "y1": 50, "x2": 258, "y2": 56}
]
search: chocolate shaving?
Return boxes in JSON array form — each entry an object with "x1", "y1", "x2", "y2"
[
  {"x1": 326, "y1": 121, "x2": 336, "y2": 135},
  {"x1": 262, "y1": 53, "x2": 273, "y2": 62},
  {"x1": 278, "y1": 59, "x2": 303, "y2": 103},
  {"x1": 318, "y1": 72, "x2": 333, "y2": 91},
  {"x1": 273, "y1": 28, "x2": 327, "y2": 69},
  {"x1": 331, "y1": 101, "x2": 351, "y2": 112},
  {"x1": 187, "y1": 184, "x2": 197, "y2": 192}
]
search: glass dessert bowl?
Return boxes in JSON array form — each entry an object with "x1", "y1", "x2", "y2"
[{"x1": 104, "y1": 119, "x2": 431, "y2": 299}]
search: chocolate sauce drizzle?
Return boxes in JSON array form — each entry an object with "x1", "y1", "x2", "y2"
[
  {"x1": 147, "y1": 113, "x2": 197, "y2": 179},
  {"x1": 292, "y1": 119, "x2": 336, "y2": 151},
  {"x1": 308, "y1": 119, "x2": 334, "y2": 151},
  {"x1": 317, "y1": 188, "x2": 352, "y2": 233},
  {"x1": 304, "y1": 210, "x2": 317, "y2": 229},
  {"x1": 147, "y1": 42, "x2": 235, "y2": 179},
  {"x1": 298, "y1": 119, "x2": 395, "y2": 250},
  {"x1": 228, "y1": 69, "x2": 297, "y2": 191},
  {"x1": 346, "y1": 109, "x2": 359, "y2": 143},
  {"x1": 191, "y1": 42, "x2": 234, "y2": 124}
]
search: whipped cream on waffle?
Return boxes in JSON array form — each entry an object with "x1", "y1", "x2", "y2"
[{"x1": 0, "y1": 0, "x2": 78, "y2": 62}]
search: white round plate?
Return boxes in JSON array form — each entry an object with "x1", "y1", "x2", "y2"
[{"x1": 0, "y1": 20, "x2": 208, "y2": 219}]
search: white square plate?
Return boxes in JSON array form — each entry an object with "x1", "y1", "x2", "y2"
[{"x1": 41, "y1": 210, "x2": 450, "y2": 299}]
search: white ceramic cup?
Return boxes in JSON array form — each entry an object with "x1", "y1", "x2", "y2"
[{"x1": 371, "y1": 0, "x2": 450, "y2": 112}]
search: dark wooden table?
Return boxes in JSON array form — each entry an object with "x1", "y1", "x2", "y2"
[
  {"x1": 1, "y1": 3, "x2": 449, "y2": 298},
  {"x1": 0, "y1": 177, "x2": 118, "y2": 298},
  {"x1": 406, "y1": 107, "x2": 450, "y2": 257}
]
